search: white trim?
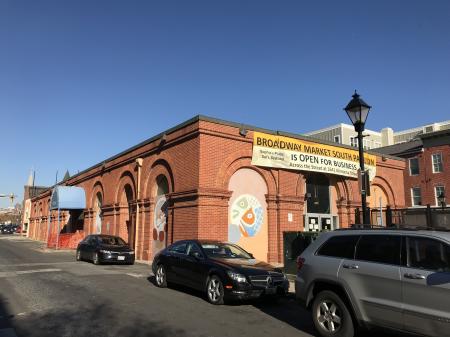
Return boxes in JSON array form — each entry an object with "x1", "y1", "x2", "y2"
[
  {"x1": 411, "y1": 187, "x2": 422, "y2": 207},
  {"x1": 434, "y1": 185, "x2": 445, "y2": 207},
  {"x1": 431, "y1": 153, "x2": 443, "y2": 173},
  {"x1": 349, "y1": 136, "x2": 359, "y2": 147},
  {"x1": 333, "y1": 135, "x2": 341, "y2": 143}
]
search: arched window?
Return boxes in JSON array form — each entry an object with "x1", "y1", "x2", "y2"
[
  {"x1": 94, "y1": 192, "x2": 103, "y2": 234},
  {"x1": 156, "y1": 175, "x2": 169, "y2": 197},
  {"x1": 152, "y1": 175, "x2": 169, "y2": 257}
]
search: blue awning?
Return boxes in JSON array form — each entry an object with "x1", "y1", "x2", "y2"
[{"x1": 50, "y1": 186, "x2": 86, "y2": 210}]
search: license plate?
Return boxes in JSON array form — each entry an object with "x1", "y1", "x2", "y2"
[
  {"x1": 118, "y1": 256, "x2": 125, "y2": 261},
  {"x1": 266, "y1": 287, "x2": 276, "y2": 295}
]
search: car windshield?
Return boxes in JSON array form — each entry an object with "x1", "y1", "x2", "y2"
[
  {"x1": 98, "y1": 236, "x2": 127, "y2": 246},
  {"x1": 201, "y1": 243, "x2": 252, "y2": 259}
]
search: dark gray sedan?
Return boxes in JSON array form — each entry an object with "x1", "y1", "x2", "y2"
[{"x1": 76, "y1": 234, "x2": 135, "y2": 265}]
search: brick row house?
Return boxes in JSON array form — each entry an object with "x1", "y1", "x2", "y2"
[
  {"x1": 377, "y1": 129, "x2": 449, "y2": 209},
  {"x1": 26, "y1": 116, "x2": 406, "y2": 264}
]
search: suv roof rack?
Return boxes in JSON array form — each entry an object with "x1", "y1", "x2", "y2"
[{"x1": 337, "y1": 224, "x2": 450, "y2": 232}]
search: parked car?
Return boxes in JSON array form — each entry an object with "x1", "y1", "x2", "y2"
[
  {"x1": 152, "y1": 240, "x2": 289, "y2": 304},
  {"x1": 1, "y1": 224, "x2": 16, "y2": 235},
  {"x1": 76, "y1": 234, "x2": 135, "y2": 265},
  {"x1": 295, "y1": 229, "x2": 450, "y2": 337}
]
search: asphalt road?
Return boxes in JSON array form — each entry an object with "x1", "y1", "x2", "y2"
[{"x1": 0, "y1": 235, "x2": 402, "y2": 337}]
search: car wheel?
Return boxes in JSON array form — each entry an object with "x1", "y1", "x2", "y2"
[
  {"x1": 206, "y1": 275, "x2": 224, "y2": 305},
  {"x1": 93, "y1": 252, "x2": 101, "y2": 265},
  {"x1": 155, "y1": 264, "x2": 167, "y2": 288},
  {"x1": 76, "y1": 250, "x2": 81, "y2": 261},
  {"x1": 312, "y1": 290, "x2": 354, "y2": 337}
]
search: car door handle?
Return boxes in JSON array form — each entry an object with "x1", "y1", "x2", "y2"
[
  {"x1": 342, "y1": 264, "x2": 359, "y2": 269},
  {"x1": 404, "y1": 273, "x2": 426, "y2": 280}
]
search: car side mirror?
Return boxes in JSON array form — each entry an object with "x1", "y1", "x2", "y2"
[{"x1": 191, "y1": 251, "x2": 203, "y2": 260}]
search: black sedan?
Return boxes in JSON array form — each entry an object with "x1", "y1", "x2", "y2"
[
  {"x1": 76, "y1": 234, "x2": 135, "y2": 265},
  {"x1": 1, "y1": 224, "x2": 16, "y2": 235},
  {"x1": 151, "y1": 240, "x2": 289, "y2": 304}
]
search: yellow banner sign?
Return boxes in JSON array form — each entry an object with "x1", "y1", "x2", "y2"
[{"x1": 251, "y1": 132, "x2": 377, "y2": 180}]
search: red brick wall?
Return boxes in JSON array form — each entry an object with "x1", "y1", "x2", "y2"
[
  {"x1": 404, "y1": 144, "x2": 450, "y2": 207},
  {"x1": 28, "y1": 117, "x2": 406, "y2": 264}
]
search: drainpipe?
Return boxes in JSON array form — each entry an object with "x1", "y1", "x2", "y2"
[{"x1": 135, "y1": 158, "x2": 143, "y2": 255}]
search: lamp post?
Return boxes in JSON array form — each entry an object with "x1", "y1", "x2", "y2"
[{"x1": 344, "y1": 91, "x2": 372, "y2": 225}]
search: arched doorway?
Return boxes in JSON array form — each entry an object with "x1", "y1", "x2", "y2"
[
  {"x1": 152, "y1": 175, "x2": 169, "y2": 257},
  {"x1": 305, "y1": 173, "x2": 336, "y2": 231},
  {"x1": 94, "y1": 192, "x2": 103, "y2": 234},
  {"x1": 228, "y1": 168, "x2": 268, "y2": 261},
  {"x1": 120, "y1": 184, "x2": 135, "y2": 247},
  {"x1": 368, "y1": 185, "x2": 389, "y2": 226}
]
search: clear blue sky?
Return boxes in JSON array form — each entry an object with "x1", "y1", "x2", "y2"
[{"x1": 1, "y1": 0, "x2": 450, "y2": 207}]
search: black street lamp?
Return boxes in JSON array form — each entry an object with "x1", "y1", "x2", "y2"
[{"x1": 344, "y1": 91, "x2": 372, "y2": 225}]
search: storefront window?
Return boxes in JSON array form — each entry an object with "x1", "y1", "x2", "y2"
[{"x1": 306, "y1": 174, "x2": 330, "y2": 214}]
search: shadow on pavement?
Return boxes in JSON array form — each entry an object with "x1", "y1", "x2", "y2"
[
  {"x1": 145, "y1": 277, "x2": 406, "y2": 337},
  {"x1": 0, "y1": 295, "x2": 13, "y2": 331},
  {"x1": 252, "y1": 294, "x2": 317, "y2": 336},
  {"x1": 4, "y1": 297, "x2": 192, "y2": 337},
  {"x1": 147, "y1": 275, "x2": 210, "y2": 304},
  {"x1": 146, "y1": 276, "x2": 318, "y2": 335}
]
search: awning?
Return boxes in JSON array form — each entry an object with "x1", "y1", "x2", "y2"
[{"x1": 50, "y1": 186, "x2": 86, "y2": 210}]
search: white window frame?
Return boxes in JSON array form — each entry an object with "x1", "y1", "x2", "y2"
[
  {"x1": 432, "y1": 153, "x2": 443, "y2": 173},
  {"x1": 334, "y1": 135, "x2": 341, "y2": 143},
  {"x1": 409, "y1": 157, "x2": 420, "y2": 176},
  {"x1": 350, "y1": 136, "x2": 359, "y2": 147},
  {"x1": 411, "y1": 187, "x2": 422, "y2": 207},
  {"x1": 435, "y1": 185, "x2": 445, "y2": 207}
]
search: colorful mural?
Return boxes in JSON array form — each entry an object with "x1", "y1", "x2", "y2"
[
  {"x1": 94, "y1": 193, "x2": 102, "y2": 234},
  {"x1": 229, "y1": 194, "x2": 264, "y2": 242},
  {"x1": 228, "y1": 168, "x2": 268, "y2": 261},
  {"x1": 152, "y1": 195, "x2": 168, "y2": 257}
]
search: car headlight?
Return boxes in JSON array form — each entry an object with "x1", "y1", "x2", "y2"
[
  {"x1": 227, "y1": 271, "x2": 247, "y2": 283},
  {"x1": 100, "y1": 250, "x2": 112, "y2": 254},
  {"x1": 129, "y1": 251, "x2": 135, "y2": 255}
]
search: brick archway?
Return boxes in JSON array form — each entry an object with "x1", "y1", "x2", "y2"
[
  {"x1": 90, "y1": 181, "x2": 104, "y2": 234},
  {"x1": 371, "y1": 175, "x2": 396, "y2": 207},
  {"x1": 115, "y1": 171, "x2": 137, "y2": 245},
  {"x1": 142, "y1": 158, "x2": 175, "y2": 261},
  {"x1": 143, "y1": 159, "x2": 175, "y2": 199},
  {"x1": 215, "y1": 150, "x2": 277, "y2": 195}
]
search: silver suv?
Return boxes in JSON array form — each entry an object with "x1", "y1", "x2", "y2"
[{"x1": 295, "y1": 229, "x2": 450, "y2": 337}]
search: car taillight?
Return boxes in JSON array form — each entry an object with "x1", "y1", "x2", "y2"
[{"x1": 296, "y1": 256, "x2": 305, "y2": 270}]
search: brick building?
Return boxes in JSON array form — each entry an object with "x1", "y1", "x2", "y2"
[
  {"x1": 26, "y1": 116, "x2": 405, "y2": 264},
  {"x1": 377, "y1": 129, "x2": 449, "y2": 208}
]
